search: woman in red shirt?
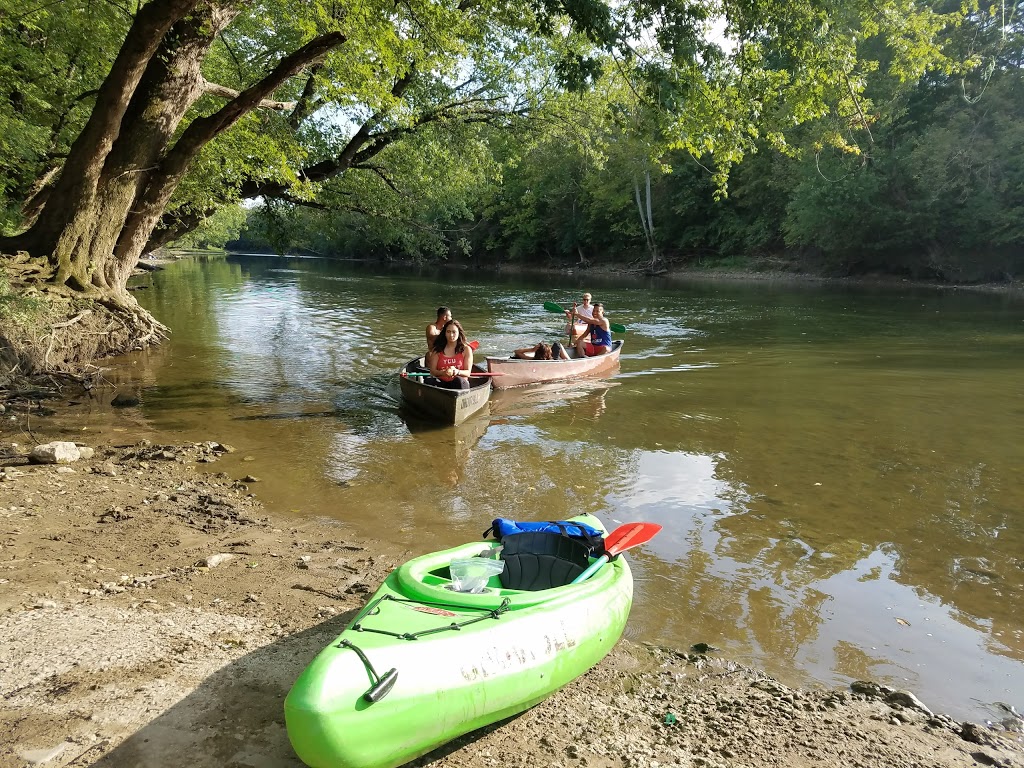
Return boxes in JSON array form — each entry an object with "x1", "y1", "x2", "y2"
[{"x1": 427, "y1": 319, "x2": 474, "y2": 389}]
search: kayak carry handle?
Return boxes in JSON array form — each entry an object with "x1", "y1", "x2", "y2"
[
  {"x1": 364, "y1": 668, "x2": 398, "y2": 702},
  {"x1": 338, "y1": 639, "x2": 399, "y2": 703}
]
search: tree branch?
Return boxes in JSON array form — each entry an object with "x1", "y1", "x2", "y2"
[
  {"x1": 22, "y1": 0, "x2": 203, "y2": 242},
  {"x1": 289, "y1": 66, "x2": 323, "y2": 128},
  {"x1": 201, "y1": 78, "x2": 296, "y2": 111},
  {"x1": 356, "y1": 163, "x2": 401, "y2": 194},
  {"x1": 159, "y1": 31, "x2": 346, "y2": 181}
]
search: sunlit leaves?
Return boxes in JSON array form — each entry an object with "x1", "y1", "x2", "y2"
[{"x1": 0, "y1": 0, "x2": 131, "y2": 231}]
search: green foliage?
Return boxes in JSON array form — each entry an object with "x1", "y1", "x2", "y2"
[
  {"x1": 783, "y1": 65, "x2": 1024, "y2": 281},
  {"x1": 4, "y1": 0, "x2": 1020, "y2": 285},
  {"x1": 170, "y1": 205, "x2": 248, "y2": 250},
  {"x1": 0, "y1": 1, "x2": 128, "y2": 233},
  {"x1": 299, "y1": 0, "x2": 1024, "y2": 282}
]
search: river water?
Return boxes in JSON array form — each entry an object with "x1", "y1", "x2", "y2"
[{"x1": 76, "y1": 253, "x2": 1024, "y2": 722}]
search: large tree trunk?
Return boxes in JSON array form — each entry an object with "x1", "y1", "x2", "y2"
[
  {"x1": 0, "y1": 1, "x2": 343, "y2": 316},
  {"x1": 3, "y1": 0, "x2": 204, "y2": 264},
  {"x1": 18, "y1": 4, "x2": 237, "y2": 300},
  {"x1": 116, "y1": 31, "x2": 346, "y2": 271}
]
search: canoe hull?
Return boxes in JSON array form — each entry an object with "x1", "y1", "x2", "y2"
[
  {"x1": 486, "y1": 340, "x2": 623, "y2": 389},
  {"x1": 398, "y1": 357, "x2": 490, "y2": 425},
  {"x1": 285, "y1": 516, "x2": 632, "y2": 768}
]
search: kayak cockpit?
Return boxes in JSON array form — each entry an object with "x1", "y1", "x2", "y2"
[{"x1": 394, "y1": 540, "x2": 617, "y2": 609}]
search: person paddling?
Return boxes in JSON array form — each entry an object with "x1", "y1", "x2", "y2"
[
  {"x1": 565, "y1": 292, "x2": 594, "y2": 344},
  {"x1": 426, "y1": 306, "x2": 452, "y2": 351},
  {"x1": 573, "y1": 302, "x2": 612, "y2": 357},
  {"x1": 427, "y1": 319, "x2": 474, "y2": 389}
]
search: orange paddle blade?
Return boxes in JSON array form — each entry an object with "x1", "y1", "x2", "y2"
[{"x1": 604, "y1": 522, "x2": 662, "y2": 556}]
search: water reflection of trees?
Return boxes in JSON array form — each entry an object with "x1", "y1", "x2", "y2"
[{"x1": 111, "y1": 258, "x2": 1024, "y2": 714}]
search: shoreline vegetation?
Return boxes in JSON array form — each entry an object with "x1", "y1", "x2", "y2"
[
  {"x1": 157, "y1": 248, "x2": 1024, "y2": 295},
  {"x1": 1, "y1": 436, "x2": 1022, "y2": 768}
]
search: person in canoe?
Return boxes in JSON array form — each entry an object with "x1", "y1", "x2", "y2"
[
  {"x1": 427, "y1": 319, "x2": 475, "y2": 389},
  {"x1": 513, "y1": 341, "x2": 571, "y2": 360},
  {"x1": 565, "y1": 292, "x2": 594, "y2": 343},
  {"x1": 573, "y1": 302, "x2": 612, "y2": 357},
  {"x1": 426, "y1": 306, "x2": 452, "y2": 351}
]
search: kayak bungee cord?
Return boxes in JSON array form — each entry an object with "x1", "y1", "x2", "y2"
[
  {"x1": 336, "y1": 596, "x2": 512, "y2": 703},
  {"x1": 348, "y1": 594, "x2": 512, "y2": 640}
]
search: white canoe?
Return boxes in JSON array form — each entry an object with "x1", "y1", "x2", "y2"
[{"x1": 485, "y1": 340, "x2": 622, "y2": 389}]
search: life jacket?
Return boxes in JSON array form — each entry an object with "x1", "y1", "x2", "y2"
[{"x1": 483, "y1": 518, "x2": 606, "y2": 591}]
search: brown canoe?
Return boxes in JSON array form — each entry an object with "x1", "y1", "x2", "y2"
[
  {"x1": 485, "y1": 340, "x2": 622, "y2": 390},
  {"x1": 398, "y1": 358, "x2": 491, "y2": 425}
]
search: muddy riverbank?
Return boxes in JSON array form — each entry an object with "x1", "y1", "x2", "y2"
[{"x1": 1, "y1": 433, "x2": 1022, "y2": 768}]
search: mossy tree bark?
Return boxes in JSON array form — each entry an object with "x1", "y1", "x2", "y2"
[{"x1": 0, "y1": 0, "x2": 344, "y2": 353}]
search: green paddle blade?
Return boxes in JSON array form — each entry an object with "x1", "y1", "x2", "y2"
[{"x1": 609, "y1": 323, "x2": 627, "y2": 334}]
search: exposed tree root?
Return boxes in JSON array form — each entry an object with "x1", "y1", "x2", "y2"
[{"x1": 0, "y1": 271, "x2": 168, "y2": 398}]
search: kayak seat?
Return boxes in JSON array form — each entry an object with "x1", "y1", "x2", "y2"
[{"x1": 498, "y1": 532, "x2": 591, "y2": 591}]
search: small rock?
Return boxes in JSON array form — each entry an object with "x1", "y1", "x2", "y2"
[
  {"x1": 887, "y1": 689, "x2": 934, "y2": 717},
  {"x1": 204, "y1": 553, "x2": 235, "y2": 568},
  {"x1": 110, "y1": 392, "x2": 141, "y2": 407},
  {"x1": 30, "y1": 441, "x2": 81, "y2": 464},
  {"x1": 961, "y1": 722, "x2": 1002, "y2": 747},
  {"x1": 21, "y1": 741, "x2": 68, "y2": 765},
  {"x1": 242, "y1": 474, "x2": 260, "y2": 483},
  {"x1": 691, "y1": 642, "x2": 718, "y2": 654},
  {"x1": 851, "y1": 680, "x2": 885, "y2": 699},
  {"x1": 76, "y1": 446, "x2": 95, "y2": 459},
  {"x1": 98, "y1": 462, "x2": 120, "y2": 477}
]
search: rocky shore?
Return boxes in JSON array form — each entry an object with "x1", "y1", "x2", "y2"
[{"x1": 1, "y1": 436, "x2": 1022, "y2": 768}]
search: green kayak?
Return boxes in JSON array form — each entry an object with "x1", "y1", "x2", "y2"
[{"x1": 285, "y1": 514, "x2": 633, "y2": 768}]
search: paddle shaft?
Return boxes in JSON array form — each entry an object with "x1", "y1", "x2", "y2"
[
  {"x1": 572, "y1": 554, "x2": 610, "y2": 584},
  {"x1": 403, "y1": 371, "x2": 503, "y2": 377},
  {"x1": 543, "y1": 302, "x2": 626, "y2": 334}
]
